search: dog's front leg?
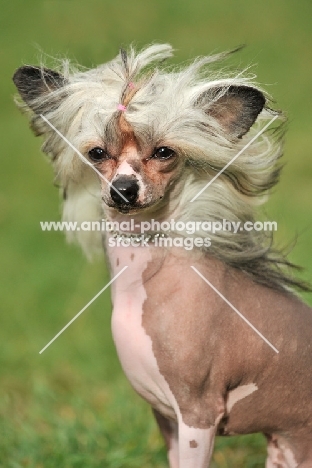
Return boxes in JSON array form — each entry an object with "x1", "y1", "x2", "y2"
[
  {"x1": 153, "y1": 409, "x2": 179, "y2": 468},
  {"x1": 153, "y1": 409, "x2": 217, "y2": 468},
  {"x1": 177, "y1": 418, "x2": 217, "y2": 468}
]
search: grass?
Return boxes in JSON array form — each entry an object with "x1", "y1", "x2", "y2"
[
  {"x1": 0, "y1": 373, "x2": 167, "y2": 468},
  {"x1": 1, "y1": 0, "x2": 312, "y2": 466},
  {"x1": 0, "y1": 372, "x2": 267, "y2": 468}
]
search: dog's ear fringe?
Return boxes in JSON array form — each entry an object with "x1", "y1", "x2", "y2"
[
  {"x1": 13, "y1": 66, "x2": 67, "y2": 108},
  {"x1": 195, "y1": 85, "x2": 266, "y2": 138}
]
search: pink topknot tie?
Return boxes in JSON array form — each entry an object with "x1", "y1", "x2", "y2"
[
  {"x1": 117, "y1": 104, "x2": 127, "y2": 112},
  {"x1": 128, "y1": 82, "x2": 135, "y2": 89}
]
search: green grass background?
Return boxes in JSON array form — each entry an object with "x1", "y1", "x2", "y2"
[{"x1": 1, "y1": 0, "x2": 312, "y2": 466}]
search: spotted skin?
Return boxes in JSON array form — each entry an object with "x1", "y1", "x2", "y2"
[{"x1": 107, "y1": 239, "x2": 312, "y2": 467}]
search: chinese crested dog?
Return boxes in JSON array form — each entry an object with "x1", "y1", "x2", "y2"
[{"x1": 14, "y1": 44, "x2": 312, "y2": 467}]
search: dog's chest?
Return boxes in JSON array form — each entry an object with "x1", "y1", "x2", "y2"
[{"x1": 109, "y1": 245, "x2": 176, "y2": 418}]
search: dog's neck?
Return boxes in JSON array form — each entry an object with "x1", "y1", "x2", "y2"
[
  {"x1": 103, "y1": 193, "x2": 205, "y2": 301},
  {"x1": 104, "y1": 211, "x2": 201, "y2": 299},
  {"x1": 105, "y1": 236, "x2": 164, "y2": 309}
]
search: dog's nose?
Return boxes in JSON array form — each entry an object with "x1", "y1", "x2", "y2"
[{"x1": 110, "y1": 177, "x2": 139, "y2": 206}]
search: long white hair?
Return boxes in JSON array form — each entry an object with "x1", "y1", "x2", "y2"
[{"x1": 13, "y1": 44, "x2": 309, "y2": 291}]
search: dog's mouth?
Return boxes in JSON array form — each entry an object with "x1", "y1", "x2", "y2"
[
  {"x1": 104, "y1": 200, "x2": 149, "y2": 215},
  {"x1": 115, "y1": 205, "x2": 139, "y2": 214}
]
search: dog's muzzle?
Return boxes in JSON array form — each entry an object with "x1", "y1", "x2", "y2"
[{"x1": 110, "y1": 177, "x2": 139, "y2": 207}]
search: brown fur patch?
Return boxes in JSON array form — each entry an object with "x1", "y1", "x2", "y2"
[{"x1": 118, "y1": 114, "x2": 137, "y2": 149}]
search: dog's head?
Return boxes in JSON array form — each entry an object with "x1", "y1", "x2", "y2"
[
  {"x1": 15, "y1": 45, "x2": 308, "y2": 292},
  {"x1": 13, "y1": 45, "x2": 268, "y2": 221}
]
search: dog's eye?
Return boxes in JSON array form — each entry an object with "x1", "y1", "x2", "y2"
[
  {"x1": 88, "y1": 147, "x2": 108, "y2": 161},
  {"x1": 152, "y1": 147, "x2": 175, "y2": 160}
]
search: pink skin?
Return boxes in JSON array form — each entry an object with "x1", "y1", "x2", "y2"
[
  {"x1": 109, "y1": 242, "x2": 222, "y2": 467},
  {"x1": 266, "y1": 436, "x2": 298, "y2": 468},
  {"x1": 108, "y1": 234, "x2": 308, "y2": 467}
]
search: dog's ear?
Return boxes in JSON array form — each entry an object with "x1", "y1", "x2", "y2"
[
  {"x1": 198, "y1": 85, "x2": 265, "y2": 138},
  {"x1": 13, "y1": 66, "x2": 66, "y2": 108}
]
